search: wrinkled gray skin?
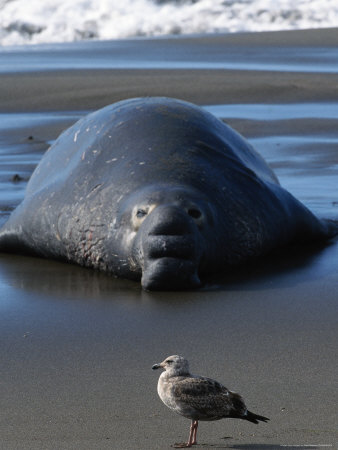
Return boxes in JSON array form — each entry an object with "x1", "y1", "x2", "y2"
[{"x1": 0, "y1": 98, "x2": 336, "y2": 290}]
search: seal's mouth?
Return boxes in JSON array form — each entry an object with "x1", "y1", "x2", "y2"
[
  {"x1": 143, "y1": 235, "x2": 202, "y2": 289},
  {"x1": 138, "y1": 232, "x2": 203, "y2": 291},
  {"x1": 141, "y1": 256, "x2": 202, "y2": 291}
]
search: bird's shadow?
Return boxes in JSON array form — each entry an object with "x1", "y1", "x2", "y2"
[{"x1": 188, "y1": 443, "x2": 328, "y2": 450}]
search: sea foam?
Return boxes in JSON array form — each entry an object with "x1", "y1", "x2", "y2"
[{"x1": 0, "y1": 0, "x2": 337, "y2": 46}]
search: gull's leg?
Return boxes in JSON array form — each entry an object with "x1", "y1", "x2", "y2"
[
  {"x1": 191, "y1": 420, "x2": 198, "y2": 445},
  {"x1": 173, "y1": 420, "x2": 195, "y2": 448},
  {"x1": 187, "y1": 420, "x2": 195, "y2": 447}
]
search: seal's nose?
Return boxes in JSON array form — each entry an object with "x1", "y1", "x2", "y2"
[
  {"x1": 133, "y1": 203, "x2": 205, "y2": 291},
  {"x1": 148, "y1": 204, "x2": 197, "y2": 236}
]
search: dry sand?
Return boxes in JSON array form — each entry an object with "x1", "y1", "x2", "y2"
[{"x1": 0, "y1": 28, "x2": 338, "y2": 449}]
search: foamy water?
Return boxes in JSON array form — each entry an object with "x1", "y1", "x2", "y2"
[{"x1": 0, "y1": 0, "x2": 337, "y2": 46}]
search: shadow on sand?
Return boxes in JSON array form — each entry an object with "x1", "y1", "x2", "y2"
[{"x1": 194, "y1": 443, "x2": 331, "y2": 449}]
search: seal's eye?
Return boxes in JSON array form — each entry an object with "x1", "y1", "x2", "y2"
[
  {"x1": 188, "y1": 208, "x2": 202, "y2": 219},
  {"x1": 136, "y1": 208, "x2": 147, "y2": 218}
]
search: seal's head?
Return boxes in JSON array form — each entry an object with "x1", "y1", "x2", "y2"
[{"x1": 114, "y1": 183, "x2": 219, "y2": 290}]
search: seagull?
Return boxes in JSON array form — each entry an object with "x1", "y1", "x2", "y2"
[{"x1": 152, "y1": 355, "x2": 269, "y2": 448}]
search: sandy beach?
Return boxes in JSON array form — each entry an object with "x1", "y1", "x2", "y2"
[{"x1": 0, "y1": 28, "x2": 338, "y2": 450}]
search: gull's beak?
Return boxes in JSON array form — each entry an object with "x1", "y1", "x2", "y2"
[{"x1": 152, "y1": 363, "x2": 161, "y2": 370}]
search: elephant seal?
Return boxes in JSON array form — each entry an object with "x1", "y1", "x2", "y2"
[{"x1": 0, "y1": 97, "x2": 336, "y2": 290}]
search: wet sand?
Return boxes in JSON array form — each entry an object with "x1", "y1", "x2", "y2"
[
  {"x1": 1, "y1": 28, "x2": 338, "y2": 112},
  {"x1": 0, "y1": 28, "x2": 338, "y2": 449}
]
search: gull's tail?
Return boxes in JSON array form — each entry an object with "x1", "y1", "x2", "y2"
[{"x1": 245, "y1": 410, "x2": 270, "y2": 424}]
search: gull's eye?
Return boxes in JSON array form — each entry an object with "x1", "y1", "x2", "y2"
[
  {"x1": 166, "y1": 359, "x2": 173, "y2": 364},
  {"x1": 136, "y1": 208, "x2": 147, "y2": 218}
]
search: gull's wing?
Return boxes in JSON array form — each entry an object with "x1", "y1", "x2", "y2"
[{"x1": 172, "y1": 376, "x2": 247, "y2": 419}]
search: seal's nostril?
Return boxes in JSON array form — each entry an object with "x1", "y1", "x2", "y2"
[
  {"x1": 146, "y1": 205, "x2": 197, "y2": 235},
  {"x1": 188, "y1": 208, "x2": 202, "y2": 219}
]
